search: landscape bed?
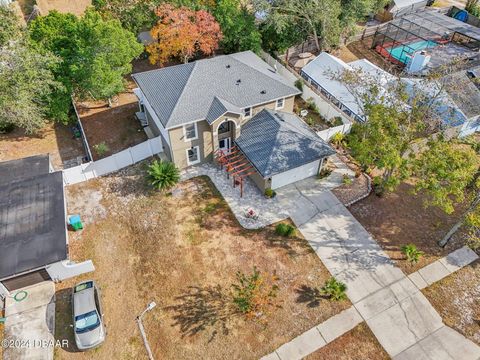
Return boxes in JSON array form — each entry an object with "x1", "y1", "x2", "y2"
[{"x1": 55, "y1": 164, "x2": 349, "y2": 359}]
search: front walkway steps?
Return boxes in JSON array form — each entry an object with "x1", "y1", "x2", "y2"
[{"x1": 269, "y1": 183, "x2": 480, "y2": 360}]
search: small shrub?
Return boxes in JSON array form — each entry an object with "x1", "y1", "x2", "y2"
[
  {"x1": 275, "y1": 223, "x2": 296, "y2": 237},
  {"x1": 321, "y1": 277, "x2": 347, "y2": 301},
  {"x1": 401, "y1": 244, "x2": 424, "y2": 264},
  {"x1": 318, "y1": 167, "x2": 332, "y2": 179},
  {"x1": 0, "y1": 121, "x2": 15, "y2": 134},
  {"x1": 265, "y1": 188, "x2": 276, "y2": 198},
  {"x1": 306, "y1": 97, "x2": 319, "y2": 112},
  {"x1": 147, "y1": 160, "x2": 180, "y2": 191},
  {"x1": 305, "y1": 116, "x2": 315, "y2": 126},
  {"x1": 231, "y1": 267, "x2": 279, "y2": 318},
  {"x1": 93, "y1": 142, "x2": 109, "y2": 156},
  {"x1": 372, "y1": 176, "x2": 385, "y2": 196},
  {"x1": 331, "y1": 117, "x2": 343, "y2": 126},
  {"x1": 342, "y1": 174, "x2": 352, "y2": 185},
  {"x1": 294, "y1": 79, "x2": 304, "y2": 92},
  {"x1": 330, "y1": 132, "x2": 345, "y2": 147}
]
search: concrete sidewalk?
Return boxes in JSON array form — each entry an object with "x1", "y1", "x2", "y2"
[
  {"x1": 275, "y1": 182, "x2": 480, "y2": 360},
  {"x1": 3, "y1": 281, "x2": 56, "y2": 360}
]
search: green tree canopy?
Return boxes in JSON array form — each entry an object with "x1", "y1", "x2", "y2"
[
  {"x1": 28, "y1": 9, "x2": 143, "y2": 122},
  {"x1": 0, "y1": 4, "x2": 62, "y2": 133},
  {"x1": 0, "y1": 4, "x2": 21, "y2": 47},
  {"x1": 213, "y1": 0, "x2": 262, "y2": 54}
]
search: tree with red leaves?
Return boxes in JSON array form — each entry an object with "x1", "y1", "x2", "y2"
[{"x1": 147, "y1": 4, "x2": 222, "y2": 65}]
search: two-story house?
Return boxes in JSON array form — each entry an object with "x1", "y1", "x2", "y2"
[{"x1": 132, "y1": 51, "x2": 335, "y2": 191}]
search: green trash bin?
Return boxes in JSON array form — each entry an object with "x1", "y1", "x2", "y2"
[{"x1": 68, "y1": 214, "x2": 83, "y2": 231}]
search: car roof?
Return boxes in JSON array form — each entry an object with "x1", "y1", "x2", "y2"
[{"x1": 73, "y1": 282, "x2": 97, "y2": 316}]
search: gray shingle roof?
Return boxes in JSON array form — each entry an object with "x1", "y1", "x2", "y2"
[
  {"x1": 235, "y1": 110, "x2": 335, "y2": 178},
  {"x1": 205, "y1": 97, "x2": 242, "y2": 125},
  {"x1": 132, "y1": 51, "x2": 301, "y2": 129}
]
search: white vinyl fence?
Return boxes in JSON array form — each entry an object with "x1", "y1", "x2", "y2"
[
  {"x1": 260, "y1": 51, "x2": 354, "y2": 125},
  {"x1": 317, "y1": 123, "x2": 353, "y2": 142},
  {"x1": 63, "y1": 137, "x2": 163, "y2": 185}
]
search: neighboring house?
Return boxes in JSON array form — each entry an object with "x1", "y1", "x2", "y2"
[
  {"x1": 301, "y1": 52, "x2": 479, "y2": 137},
  {"x1": 132, "y1": 51, "x2": 335, "y2": 190},
  {"x1": 376, "y1": 0, "x2": 428, "y2": 21},
  {"x1": 0, "y1": 155, "x2": 94, "y2": 298}
]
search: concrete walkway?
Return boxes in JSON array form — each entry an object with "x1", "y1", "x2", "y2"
[
  {"x1": 3, "y1": 281, "x2": 56, "y2": 360},
  {"x1": 272, "y1": 182, "x2": 480, "y2": 360}
]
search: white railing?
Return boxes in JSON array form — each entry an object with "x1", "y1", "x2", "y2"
[
  {"x1": 317, "y1": 123, "x2": 353, "y2": 142},
  {"x1": 63, "y1": 137, "x2": 163, "y2": 185}
]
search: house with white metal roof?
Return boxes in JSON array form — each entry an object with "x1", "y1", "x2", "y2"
[
  {"x1": 132, "y1": 51, "x2": 335, "y2": 192},
  {"x1": 300, "y1": 52, "x2": 479, "y2": 137}
]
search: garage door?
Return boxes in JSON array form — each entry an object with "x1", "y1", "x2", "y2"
[
  {"x1": 2, "y1": 269, "x2": 51, "y2": 291},
  {"x1": 271, "y1": 160, "x2": 321, "y2": 190}
]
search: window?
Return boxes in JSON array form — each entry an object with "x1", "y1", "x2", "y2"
[
  {"x1": 275, "y1": 98, "x2": 285, "y2": 110},
  {"x1": 218, "y1": 121, "x2": 230, "y2": 134},
  {"x1": 183, "y1": 123, "x2": 198, "y2": 141},
  {"x1": 186, "y1": 146, "x2": 200, "y2": 165},
  {"x1": 244, "y1": 107, "x2": 252, "y2": 118}
]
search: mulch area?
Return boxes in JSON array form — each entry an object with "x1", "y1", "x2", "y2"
[
  {"x1": 305, "y1": 322, "x2": 389, "y2": 360},
  {"x1": 330, "y1": 148, "x2": 371, "y2": 206}
]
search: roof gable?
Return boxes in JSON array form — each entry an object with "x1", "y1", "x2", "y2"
[
  {"x1": 132, "y1": 51, "x2": 300, "y2": 129},
  {"x1": 235, "y1": 110, "x2": 335, "y2": 177}
]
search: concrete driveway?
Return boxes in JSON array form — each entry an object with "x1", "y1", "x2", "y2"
[
  {"x1": 276, "y1": 181, "x2": 480, "y2": 359},
  {"x1": 3, "y1": 281, "x2": 56, "y2": 360}
]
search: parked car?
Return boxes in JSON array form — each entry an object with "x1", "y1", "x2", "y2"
[{"x1": 72, "y1": 280, "x2": 106, "y2": 350}]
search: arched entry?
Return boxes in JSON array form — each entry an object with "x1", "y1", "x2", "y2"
[{"x1": 216, "y1": 119, "x2": 238, "y2": 153}]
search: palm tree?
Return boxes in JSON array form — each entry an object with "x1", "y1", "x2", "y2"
[{"x1": 147, "y1": 160, "x2": 180, "y2": 191}]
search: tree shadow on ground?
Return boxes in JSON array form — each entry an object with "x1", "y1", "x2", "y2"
[
  {"x1": 165, "y1": 285, "x2": 238, "y2": 341},
  {"x1": 295, "y1": 285, "x2": 329, "y2": 308}
]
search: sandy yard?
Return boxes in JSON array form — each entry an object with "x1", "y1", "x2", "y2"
[
  {"x1": 55, "y1": 163, "x2": 349, "y2": 359},
  {"x1": 349, "y1": 182, "x2": 469, "y2": 274},
  {"x1": 305, "y1": 322, "x2": 389, "y2": 360},
  {"x1": 423, "y1": 260, "x2": 480, "y2": 345},
  {"x1": 0, "y1": 122, "x2": 85, "y2": 170}
]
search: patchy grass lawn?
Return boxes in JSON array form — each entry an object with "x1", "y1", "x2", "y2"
[
  {"x1": 423, "y1": 260, "x2": 480, "y2": 345},
  {"x1": 349, "y1": 182, "x2": 468, "y2": 274},
  {"x1": 55, "y1": 164, "x2": 349, "y2": 359},
  {"x1": 0, "y1": 122, "x2": 85, "y2": 169},
  {"x1": 305, "y1": 322, "x2": 389, "y2": 360}
]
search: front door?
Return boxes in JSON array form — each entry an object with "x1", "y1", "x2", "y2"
[{"x1": 219, "y1": 137, "x2": 231, "y2": 152}]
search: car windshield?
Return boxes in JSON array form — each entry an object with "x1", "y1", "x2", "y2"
[{"x1": 75, "y1": 310, "x2": 100, "y2": 333}]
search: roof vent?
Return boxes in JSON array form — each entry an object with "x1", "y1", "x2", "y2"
[
  {"x1": 226, "y1": 64, "x2": 231, "y2": 69},
  {"x1": 260, "y1": 90, "x2": 266, "y2": 94},
  {"x1": 236, "y1": 79, "x2": 241, "y2": 85}
]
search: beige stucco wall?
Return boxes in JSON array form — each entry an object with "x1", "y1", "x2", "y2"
[
  {"x1": 241, "y1": 96, "x2": 295, "y2": 126},
  {"x1": 167, "y1": 96, "x2": 296, "y2": 169},
  {"x1": 249, "y1": 171, "x2": 268, "y2": 192},
  {"x1": 169, "y1": 120, "x2": 213, "y2": 169}
]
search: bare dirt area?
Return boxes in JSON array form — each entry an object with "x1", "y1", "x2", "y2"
[
  {"x1": 0, "y1": 122, "x2": 85, "y2": 169},
  {"x1": 423, "y1": 260, "x2": 480, "y2": 345},
  {"x1": 55, "y1": 164, "x2": 349, "y2": 360},
  {"x1": 349, "y1": 182, "x2": 468, "y2": 274},
  {"x1": 346, "y1": 38, "x2": 403, "y2": 75},
  {"x1": 332, "y1": 46, "x2": 359, "y2": 63},
  {"x1": 36, "y1": 0, "x2": 92, "y2": 16},
  {"x1": 294, "y1": 97, "x2": 333, "y2": 131},
  {"x1": 75, "y1": 59, "x2": 164, "y2": 160},
  {"x1": 305, "y1": 322, "x2": 389, "y2": 360}
]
